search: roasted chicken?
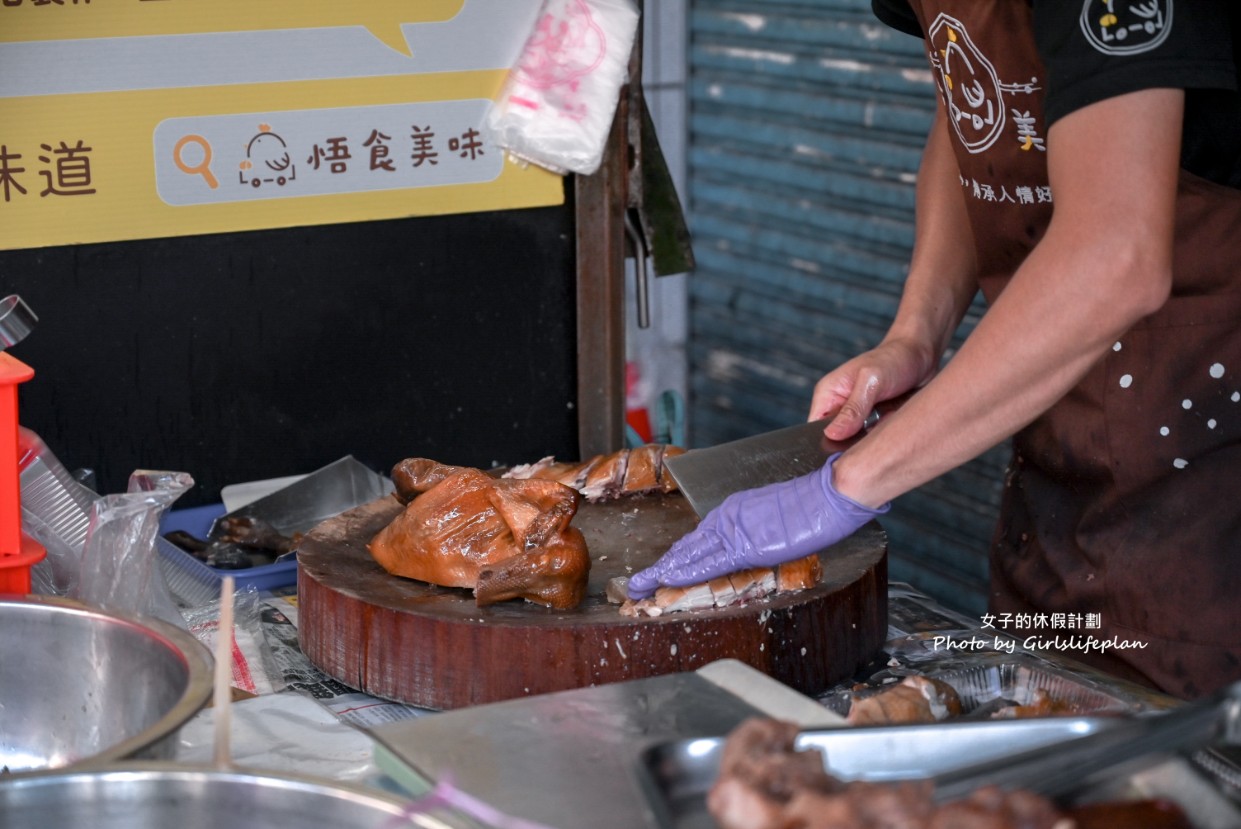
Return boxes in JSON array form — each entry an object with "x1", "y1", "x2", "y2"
[{"x1": 368, "y1": 458, "x2": 590, "y2": 610}]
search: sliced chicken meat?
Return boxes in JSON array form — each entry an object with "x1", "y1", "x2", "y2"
[
  {"x1": 612, "y1": 554, "x2": 823, "y2": 617},
  {"x1": 503, "y1": 443, "x2": 686, "y2": 502}
]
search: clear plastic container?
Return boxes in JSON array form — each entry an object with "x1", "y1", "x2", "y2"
[
  {"x1": 20, "y1": 427, "x2": 96, "y2": 546},
  {"x1": 19, "y1": 426, "x2": 97, "y2": 595}
]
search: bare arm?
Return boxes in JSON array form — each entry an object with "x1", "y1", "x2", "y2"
[
  {"x1": 832, "y1": 87, "x2": 1183, "y2": 508},
  {"x1": 888, "y1": 99, "x2": 983, "y2": 380},
  {"x1": 810, "y1": 98, "x2": 980, "y2": 436}
]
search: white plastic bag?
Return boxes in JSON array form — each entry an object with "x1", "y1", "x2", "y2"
[
  {"x1": 183, "y1": 585, "x2": 277, "y2": 696},
  {"x1": 487, "y1": 0, "x2": 640, "y2": 175},
  {"x1": 74, "y1": 469, "x2": 192, "y2": 628}
]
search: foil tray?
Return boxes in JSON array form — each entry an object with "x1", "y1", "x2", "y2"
[
  {"x1": 820, "y1": 647, "x2": 1151, "y2": 719},
  {"x1": 931, "y1": 658, "x2": 1141, "y2": 716},
  {"x1": 633, "y1": 718, "x2": 1240, "y2": 829}
]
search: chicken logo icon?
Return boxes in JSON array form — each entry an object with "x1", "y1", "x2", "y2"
[{"x1": 238, "y1": 124, "x2": 296, "y2": 188}]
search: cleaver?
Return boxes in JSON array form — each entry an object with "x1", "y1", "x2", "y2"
[
  {"x1": 667, "y1": 398, "x2": 907, "y2": 518},
  {"x1": 666, "y1": 419, "x2": 851, "y2": 518}
]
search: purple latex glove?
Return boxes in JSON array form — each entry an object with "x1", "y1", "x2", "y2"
[{"x1": 627, "y1": 453, "x2": 888, "y2": 600}]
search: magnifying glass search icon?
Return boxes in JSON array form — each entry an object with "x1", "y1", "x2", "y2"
[{"x1": 173, "y1": 134, "x2": 220, "y2": 189}]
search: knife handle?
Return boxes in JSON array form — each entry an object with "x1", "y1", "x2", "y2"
[{"x1": 862, "y1": 389, "x2": 916, "y2": 431}]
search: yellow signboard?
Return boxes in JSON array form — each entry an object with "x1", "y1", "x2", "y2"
[
  {"x1": 0, "y1": 0, "x2": 466, "y2": 57},
  {"x1": 0, "y1": 0, "x2": 563, "y2": 251}
]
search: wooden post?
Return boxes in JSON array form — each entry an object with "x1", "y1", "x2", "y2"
[{"x1": 573, "y1": 13, "x2": 640, "y2": 459}]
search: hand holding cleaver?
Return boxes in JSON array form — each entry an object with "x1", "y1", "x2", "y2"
[{"x1": 665, "y1": 393, "x2": 911, "y2": 518}]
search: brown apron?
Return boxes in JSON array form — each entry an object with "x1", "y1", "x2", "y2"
[{"x1": 903, "y1": 0, "x2": 1241, "y2": 699}]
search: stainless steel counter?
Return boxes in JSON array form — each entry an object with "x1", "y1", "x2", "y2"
[{"x1": 168, "y1": 582, "x2": 1240, "y2": 829}]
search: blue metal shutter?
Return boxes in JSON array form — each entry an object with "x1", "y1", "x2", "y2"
[{"x1": 685, "y1": 0, "x2": 1008, "y2": 615}]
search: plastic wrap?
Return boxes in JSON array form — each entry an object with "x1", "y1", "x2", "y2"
[
  {"x1": 183, "y1": 584, "x2": 278, "y2": 696},
  {"x1": 74, "y1": 469, "x2": 193, "y2": 628},
  {"x1": 174, "y1": 691, "x2": 380, "y2": 782},
  {"x1": 487, "y1": 0, "x2": 639, "y2": 175}
]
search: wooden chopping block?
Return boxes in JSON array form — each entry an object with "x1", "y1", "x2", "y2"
[{"x1": 297, "y1": 491, "x2": 887, "y2": 710}]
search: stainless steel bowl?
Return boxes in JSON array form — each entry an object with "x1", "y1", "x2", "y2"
[
  {"x1": 0, "y1": 764, "x2": 470, "y2": 829},
  {"x1": 0, "y1": 594, "x2": 213, "y2": 772}
]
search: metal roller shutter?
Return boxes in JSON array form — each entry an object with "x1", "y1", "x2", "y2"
[{"x1": 686, "y1": 0, "x2": 1007, "y2": 616}]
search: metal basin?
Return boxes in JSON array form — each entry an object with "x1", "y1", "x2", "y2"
[
  {"x1": 0, "y1": 764, "x2": 468, "y2": 828},
  {"x1": 0, "y1": 594, "x2": 213, "y2": 772}
]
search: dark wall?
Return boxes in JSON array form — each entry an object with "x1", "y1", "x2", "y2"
[{"x1": 3, "y1": 194, "x2": 579, "y2": 507}]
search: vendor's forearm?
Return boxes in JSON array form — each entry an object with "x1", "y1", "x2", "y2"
[
  {"x1": 887, "y1": 103, "x2": 981, "y2": 363},
  {"x1": 835, "y1": 249, "x2": 1164, "y2": 507},
  {"x1": 832, "y1": 89, "x2": 1183, "y2": 509}
]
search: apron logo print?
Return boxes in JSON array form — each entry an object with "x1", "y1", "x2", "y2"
[
  {"x1": 1080, "y1": 0, "x2": 1172, "y2": 56},
  {"x1": 927, "y1": 14, "x2": 1007, "y2": 154}
]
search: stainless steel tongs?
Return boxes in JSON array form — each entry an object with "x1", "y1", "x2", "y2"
[{"x1": 930, "y1": 680, "x2": 1241, "y2": 803}]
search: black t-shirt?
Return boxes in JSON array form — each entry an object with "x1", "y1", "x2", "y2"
[{"x1": 872, "y1": 0, "x2": 1241, "y2": 187}]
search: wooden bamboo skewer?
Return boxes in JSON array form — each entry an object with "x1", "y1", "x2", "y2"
[{"x1": 212, "y1": 575, "x2": 235, "y2": 769}]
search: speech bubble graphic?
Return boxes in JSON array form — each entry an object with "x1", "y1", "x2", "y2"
[{"x1": 0, "y1": 0, "x2": 465, "y2": 57}]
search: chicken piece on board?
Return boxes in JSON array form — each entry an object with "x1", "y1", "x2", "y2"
[
  {"x1": 613, "y1": 554, "x2": 822, "y2": 617},
  {"x1": 581, "y1": 450, "x2": 629, "y2": 502},
  {"x1": 620, "y1": 444, "x2": 661, "y2": 493},
  {"x1": 503, "y1": 456, "x2": 598, "y2": 491},
  {"x1": 369, "y1": 462, "x2": 590, "y2": 610},
  {"x1": 503, "y1": 444, "x2": 686, "y2": 502},
  {"x1": 775, "y1": 555, "x2": 822, "y2": 592}
]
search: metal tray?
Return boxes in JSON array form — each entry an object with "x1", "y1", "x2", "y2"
[
  {"x1": 633, "y1": 717, "x2": 1118, "y2": 829},
  {"x1": 158, "y1": 456, "x2": 393, "y2": 600}
]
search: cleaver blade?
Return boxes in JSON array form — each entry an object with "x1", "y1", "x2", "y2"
[{"x1": 665, "y1": 419, "x2": 853, "y2": 518}]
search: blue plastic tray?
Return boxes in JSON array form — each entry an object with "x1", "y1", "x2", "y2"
[{"x1": 159, "y1": 503, "x2": 298, "y2": 596}]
